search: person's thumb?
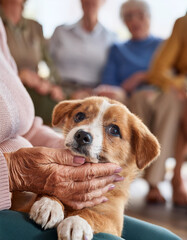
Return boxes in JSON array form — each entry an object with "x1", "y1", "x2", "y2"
[{"x1": 55, "y1": 149, "x2": 86, "y2": 166}]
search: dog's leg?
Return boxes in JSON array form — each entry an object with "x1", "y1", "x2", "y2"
[
  {"x1": 57, "y1": 207, "x2": 122, "y2": 240},
  {"x1": 57, "y1": 215, "x2": 93, "y2": 240},
  {"x1": 30, "y1": 196, "x2": 64, "y2": 229}
]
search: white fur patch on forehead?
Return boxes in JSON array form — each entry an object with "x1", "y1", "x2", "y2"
[
  {"x1": 96, "y1": 99, "x2": 130, "y2": 122},
  {"x1": 85, "y1": 100, "x2": 112, "y2": 159},
  {"x1": 92, "y1": 99, "x2": 112, "y2": 125}
]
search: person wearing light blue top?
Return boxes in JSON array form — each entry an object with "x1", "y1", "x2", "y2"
[
  {"x1": 101, "y1": 36, "x2": 162, "y2": 90},
  {"x1": 97, "y1": 0, "x2": 183, "y2": 207},
  {"x1": 100, "y1": 0, "x2": 162, "y2": 95}
]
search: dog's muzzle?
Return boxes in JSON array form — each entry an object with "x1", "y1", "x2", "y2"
[{"x1": 72, "y1": 130, "x2": 93, "y2": 156}]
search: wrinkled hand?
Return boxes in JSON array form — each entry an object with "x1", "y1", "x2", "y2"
[
  {"x1": 95, "y1": 84, "x2": 126, "y2": 103},
  {"x1": 122, "y1": 71, "x2": 148, "y2": 93},
  {"x1": 4, "y1": 147, "x2": 123, "y2": 209}
]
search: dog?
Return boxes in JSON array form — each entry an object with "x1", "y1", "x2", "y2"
[{"x1": 14, "y1": 96, "x2": 160, "y2": 240}]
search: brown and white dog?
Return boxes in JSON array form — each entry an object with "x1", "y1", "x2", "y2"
[{"x1": 28, "y1": 97, "x2": 159, "y2": 240}]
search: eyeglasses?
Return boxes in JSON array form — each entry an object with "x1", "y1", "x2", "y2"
[{"x1": 123, "y1": 11, "x2": 148, "y2": 22}]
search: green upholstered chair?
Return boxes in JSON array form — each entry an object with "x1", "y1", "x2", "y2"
[{"x1": 0, "y1": 210, "x2": 181, "y2": 240}]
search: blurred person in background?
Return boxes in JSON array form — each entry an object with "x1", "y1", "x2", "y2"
[
  {"x1": 96, "y1": 0, "x2": 162, "y2": 100},
  {"x1": 0, "y1": 0, "x2": 65, "y2": 125},
  {"x1": 49, "y1": 0, "x2": 116, "y2": 100},
  {"x1": 0, "y1": 15, "x2": 181, "y2": 240},
  {"x1": 147, "y1": 14, "x2": 187, "y2": 206},
  {"x1": 98, "y1": 0, "x2": 184, "y2": 206},
  {"x1": 0, "y1": 13, "x2": 123, "y2": 228}
]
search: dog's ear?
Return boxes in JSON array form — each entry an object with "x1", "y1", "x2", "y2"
[
  {"x1": 130, "y1": 114, "x2": 160, "y2": 169},
  {"x1": 52, "y1": 100, "x2": 82, "y2": 127}
]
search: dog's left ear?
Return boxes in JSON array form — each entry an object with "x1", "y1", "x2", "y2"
[
  {"x1": 52, "y1": 100, "x2": 82, "y2": 127},
  {"x1": 130, "y1": 114, "x2": 160, "y2": 169}
]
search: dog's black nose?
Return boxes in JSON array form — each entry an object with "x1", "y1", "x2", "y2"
[{"x1": 74, "y1": 130, "x2": 93, "y2": 146}]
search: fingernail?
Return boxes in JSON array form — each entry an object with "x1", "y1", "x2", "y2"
[
  {"x1": 102, "y1": 198, "x2": 108, "y2": 203},
  {"x1": 109, "y1": 184, "x2": 115, "y2": 191},
  {"x1": 114, "y1": 167, "x2": 122, "y2": 173},
  {"x1": 114, "y1": 175, "x2": 124, "y2": 182},
  {"x1": 73, "y1": 156, "x2": 85, "y2": 164}
]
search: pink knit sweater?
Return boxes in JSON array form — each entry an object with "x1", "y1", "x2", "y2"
[{"x1": 0, "y1": 19, "x2": 63, "y2": 210}]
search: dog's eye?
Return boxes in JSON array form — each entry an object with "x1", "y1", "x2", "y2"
[
  {"x1": 106, "y1": 124, "x2": 121, "y2": 137},
  {"x1": 74, "y1": 112, "x2": 86, "y2": 123}
]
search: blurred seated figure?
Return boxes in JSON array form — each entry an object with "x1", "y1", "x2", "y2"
[
  {"x1": 49, "y1": 0, "x2": 116, "y2": 99},
  {"x1": 147, "y1": 14, "x2": 187, "y2": 206},
  {"x1": 0, "y1": 0, "x2": 65, "y2": 125},
  {"x1": 96, "y1": 0, "x2": 162, "y2": 100},
  {"x1": 98, "y1": 0, "x2": 185, "y2": 207},
  {"x1": 174, "y1": 100, "x2": 187, "y2": 206}
]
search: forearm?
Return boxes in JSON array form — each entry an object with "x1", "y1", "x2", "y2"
[
  {"x1": 148, "y1": 71, "x2": 186, "y2": 91},
  {"x1": 24, "y1": 117, "x2": 64, "y2": 148},
  {"x1": 148, "y1": 18, "x2": 184, "y2": 91}
]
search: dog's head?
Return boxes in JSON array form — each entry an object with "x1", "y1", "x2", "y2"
[{"x1": 52, "y1": 97, "x2": 160, "y2": 170}]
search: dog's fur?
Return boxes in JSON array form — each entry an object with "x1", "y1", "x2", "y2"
[{"x1": 12, "y1": 97, "x2": 160, "y2": 240}]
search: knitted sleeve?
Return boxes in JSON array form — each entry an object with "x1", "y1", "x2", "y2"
[{"x1": 0, "y1": 152, "x2": 11, "y2": 210}]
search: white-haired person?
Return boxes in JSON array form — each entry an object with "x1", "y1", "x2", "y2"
[
  {"x1": 49, "y1": 0, "x2": 116, "y2": 100},
  {"x1": 96, "y1": 0, "x2": 164, "y2": 201},
  {"x1": 96, "y1": 0, "x2": 162, "y2": 99},
  {"x1": 97, "y1": 0, "x2": 183, "y2": 205}
]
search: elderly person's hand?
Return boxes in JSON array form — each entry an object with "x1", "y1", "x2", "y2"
[
  {"x1": 121, "y1": 71, "x2": 148, "y2": 93},
  {"x1": 4, "y1": 147, "x2": 123, "y2": 210},
  {"x1": 19, "y1": 69, "x2": 41, "y2": 89},
  {"x1": 71, "y1": 89, "x2": 93, "y2": 100},
  {"x1": 19, "y1": 69, "x2": 52, "y2": 96},
  {"x1": 35, "y1": 79, "x2": 52, "y2": 95},
  {"x1": 95, "y1": 84, "x2": 126, "y2": 103},
  {"x1": 50, "y1": 85, "x2": 66, "y2": 102}
]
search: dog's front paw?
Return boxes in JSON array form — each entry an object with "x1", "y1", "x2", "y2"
[
  {"x1": 57, "y1": 216, "x2": 93, "y2": 240},
  {"x1": 30, "y1": 197, "x2": 64, "y2": 229}
]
